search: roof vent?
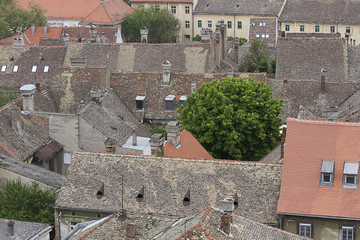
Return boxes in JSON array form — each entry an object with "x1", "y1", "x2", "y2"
[
  {"x1": 10, "y1": 56, "x2": 14, "y2": 61},
  {"x1": 96, "y1": 183, "x2": 104, "y2": 199},
  {"x1": 183, "y1": 189, "x2": 190, "y2": 206},
  {"x1": 136, "y1": 186, "x2": 144, "y2": 202},
  {"x1": 234, "y1": 193, "x2": 239, "y2": 209},
  {"x1": 7, "y1": 221, "x2": 14, "y2": 236}
]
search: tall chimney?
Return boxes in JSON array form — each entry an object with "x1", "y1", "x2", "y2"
[
  {"x1": 215, "y1": 28, "x2": 222, "y2": 69},
  {"x1": 191, "y1": 80, "x2": 196, "y2": 93},
  {"x1": 140, "y1": 26, "x2": 148, "y2": 43},
  {"x1": 220, "y1": 198, "x2": 234, "y2": 235},
  {"x1": 20, "y1": 84, "x2": 36, "y2": 111},
  {"x1": 90, "y1": 25, "x2": 97, "y2": 43},
  {"x1": 162, "y1": 60, "x2": 171, "y2": 85},
  {"x1": 7, "y1": 221, "x2": 14, "y2": 236},
  {"x1": 132, "y1": 131, "x2": 137, "y2": 146},
  {"x1": 31, "y1": 25, "x2": 35, "y2": 35},
  {"x1": 104, "y1": 138, "x2": 116, "y2": 153},
  {"x1": 321, "y1": 76, "x2": 326, "y2": 94},
  {"x1": 149, "y1": 134, "x2": 164, "y2": 156},
  {"x1": 166, "y1": 121, "x2": 181, "y2": 146},
  {"x1": 44, "y1": 26, "x2": 48, "y2": 35},
  {"x1": 219, "y1": 20, "x2": 227, "y2": 59}
]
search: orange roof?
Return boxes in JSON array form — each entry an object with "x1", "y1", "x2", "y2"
[
  {"x1": 130, "y1": 0, "x2": 193, "y2": 2},
  {"x1": 164, "y1": 129, "x2": 213, "y2": 159},
  {"x1": 277, "y1": 118, "x2": 360, "y2": 219}
]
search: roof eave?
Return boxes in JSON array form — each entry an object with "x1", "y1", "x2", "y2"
[{"x1": 277, "y1": 212, "x2": 360, "y2": 221}]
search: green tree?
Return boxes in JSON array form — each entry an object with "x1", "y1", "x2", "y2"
[
  {"x1": 178, "y1": 77, "x2": 283, "y2": 161},
  {"x1": 0, "y1": 179, "x2": 56, "y2": 226},
  {"x1": 122, "y1": 6, "x2": 180, "y2": 43},
  {"x1": 0, "y1": 86, "x2": 20, "y2": 107}
]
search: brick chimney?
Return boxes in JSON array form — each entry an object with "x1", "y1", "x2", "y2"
[
  {"x1": 140, "y1": 26, "x2": 148, "y2": 43},
  {"x1": 200, "y1": 27, "x2": 212, "y2": 42},
  {"x1": 31, "y1": 25, "x2": 35, "y2": 35},
  {"x1": 7, "y1": 221, "x2": 14, "y2": 236},
  {"x1": 220, "y1": 198, "x2": 234, "y2": 235},
  {"x1": 149, "y1": 134, "x2": 164, "y2": 156},
  {"x1": 90, "y1": 88, "x2": 102, "y2": 104},
  {"x1": 166, "y1": 121, "x2": 181, "y2": 146},
  {"x1": 20, "y1": 84, "x2": 36, "y2": 111},
  {"x1": 104, "y1": 138, "x2": 116, "y2": 153},
  {"x1": 162, "y1": 60, "x2": 171, "y2": 85}
]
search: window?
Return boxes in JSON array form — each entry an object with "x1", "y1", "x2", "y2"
[
  {"x1": 343, "y1": 162, "x2": 359, "y2": 189},
  {"x1": 259, "y1": 22, "x2": 266, "y2": 27},
  {"x1": 299, "y1": 223, "x2": 312, "y2": 238},
  {"x1": 1, "y1": 65, "x2": 6, "y2": 72},
  {"x1": 184, "y1": 35, "x2": 190, "y2": 42},
  {"x1": 285, "y1": 25, "x2": 290, "y2": 31},
  {"x1": 171, "y1": 6, "x2": 176, "y2": 14},
  {"x1": 300, "y1": 25, "x2": 304, "y2": 32},
  {"x1": 165, "y1": 95, "x2": 175, "y2": 111},
  {"x1": 261, "y1": 34, "x2": 265, "y2": 38},
  {"x1": 315, "y1": 25, "x2": 320, "y2": 32},
  {"x1": 208, "y1": 20, "x2": 212, "y2": 28},
  {"x1": 198, "y1": 20, "x2": 202, "y2": 28},
  {"x1": 346, "y1": 27, "x2": 351, "y2": 34},
  {"x1": 43, "y1": 65, "x2": 49, "y2": 73},
  {"x1": 185, "y1": 6, "x2": 190, "y2": 14},
  {"x1": 330, "y1": 26, "x2": 335, "y2": 33},
  {"x1": 12, "y1": 65, "x2": 18, "y2": 72},
  {"x1": 227, "y1": 21, "x2": 232, "y2": 29},
  {"x1": 238, "y1": 21, "x2": 242, "y2": 29},
  {"x1": 255, "y1": 34, "x2": 260, "y2": 38},
  {"x1": 265, "y1": 34, "x2": 269, "y2": 38},
  {"x1": 64, "y1": 152, "x2": 72, "y2": 164},
  {"x1": 185, "y1": 21, "x2": 190, "y2": 29},
  {"x1": 179, "y1": 95, "x2": 187, "y2": 107},
  {"x1": 342, "y1": 226, "x2": 354, "y2": 240},
  {"x1": 320, "y1": 161, "x2": 334, "y2": 186},
  {"x1": 135, "y1": 96, "x2": 145, "y2": 110},
  {"x1": 31, "y1": 65, "x2": 37, "y2": 72}
]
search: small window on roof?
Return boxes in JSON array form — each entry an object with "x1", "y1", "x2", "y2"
[
  {"x1": 343, "y1": 162, "x2": 359, "y2": 189},
  {"x1": 13, "y1": 65, "x2": 18, "y2": 72},
  {"x1": 135, "y1": 96, "x2": 145, "y2": 110},
  {"x1": 179, "y1": 95, "x2": 187, "y2": 107},
  {"x1": 1, "y1": 65, "x2": 6, "y2": 72},
  {"x1": 43, "y1": 65, "x2": 49, "y2": 73},
  {"x1": 320, "y1": 161, "x2": 334, "y2": 186},
  {"x1": 31, "y1": 65, "x2": 37, "y2": 72},
  {"x1": 165, "y1": 95, "x2": 175, "y2": 111}
]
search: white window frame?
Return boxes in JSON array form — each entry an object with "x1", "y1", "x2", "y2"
[
  {"x1": 208, "y1": 20, "x2": 212, "y2": 28},
  {"x1": 185, "y1": 21, "x2": 190, "y2": 29},
  {"x1": 171, "y1": 6, "x2": 176, "y2": 14},
  {"x1": 13, "y1": 65, "x2": 18, "y2": 72},
  {"x1": 261, "y1": 34, "x2": 265, "y2": 38},
  {"x1": 63, "y1": 152, "x2": 72, "y2": 164},
  {"x1": 185, "y1": 6, "x2": 190, "y2": 14},
  {"x1": 342, "y1": 226, "x2": 354, "y2": 240},
  {"x1": 31, "y1": 65, "x2": 37, "y2": 72},
  {"x1": 43, "y1": 65, "x2": 49, "y2": 73},
  {"x1": 255, "y1": 34, "x2": 260, "y2": 38},
  {"x1": 343, "y1": 162, "x2": 359, "y2": 189},
  {"x1": 299, "y1": 223, "x2": 312, "y2": 238},
  {"x1": 135, "y1": 96, "x2": 145, "y2": 111},
  {"x1": 179, "y1": 95, "x2": 187, "y2": 107},
  {"x1": 266, "y1": 34, "x2": 269, "y2": 38},
  {"x1": 1, "y1": 65, "x2": 6, "y2": 72}
]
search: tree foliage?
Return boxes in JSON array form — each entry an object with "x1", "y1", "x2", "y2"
[
  {"x1": 122, "y1": 6, "x2": 180, "y2": 43},
  {"x1": 0, "y1": 86, "x2": 20, "y2": 107},
  {"x1": 0, "y1": 0, "x2": 47, "y2": 39},
  {"x1": 178, "y1": 77, "x2": 283, "y2": 161},
  {"x1": 0, "y1": 179, "x2": 56, "y2": 226}
]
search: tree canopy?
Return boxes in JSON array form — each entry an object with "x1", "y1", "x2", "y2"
[
  {"x1": 0, "y1": 0, "x2": 47, "y2": 39},
  {"x1": 0, "y1": 179, "x2": 56, "y2": 226},
  {"x1": 178, "y1": 77, "x2": 283, "y2": 161},
  {"x1": 122, "y1": 6, "x2": 180, "y2": 43}
]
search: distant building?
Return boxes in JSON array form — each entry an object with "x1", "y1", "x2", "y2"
[{"x1": 0, "y1": 218, "x2": 51, "y2": 240}]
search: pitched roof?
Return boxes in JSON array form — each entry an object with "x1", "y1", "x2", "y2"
[
  {"x1": 164, "y1": 129, "x2": 213, "y2": 159},
  {"x1": 279, "y1": 0, "x2": 360, "y2": 24},
  {"x1": 56, "y1": 151, "x2": 283, "y2": 223},
  {"x1": 0, "y1": 218, "x2": 51, "y2": 240},
  {"x1": 130, "y1": 0, "x2": 192, "y2": 2},
  {"x1": 193, "y1": 0, "x2": 285, "y2": 16},
  {"x1": 62, "y1": 27, "x2": 119, "y2": 43},
  {"x1": 277, "y1": 118, "x2": 360, "y2": 219},
  {"x1": 0, "y1": 154, "x2": 65, "y2": 189}
]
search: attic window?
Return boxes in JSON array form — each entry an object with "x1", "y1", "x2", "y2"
[
  {"x1": 96, "y1": 183, "x2": 104, "y2": 199},
  {"x1": 1, "y1": 65, "x2": 6, "y2": 72},
  {"x1": 135, "y1": 96, "x2": 145, "y2": 110},
  {"x1": 31, "y1": 65, "x2": 37, "y2": 72},
  {"x1": 13, "y1": 65, "x2": 18, "y2": 72},
  {"x1": 43, "y1": 65, "x2": 49, "y2": 73},
  {"x1": 343, "y1": 162, "x2": 359, "y2": 189},
  {"x1": 165, "y1": 95, "x2": 175, "y2": 111},
  {"x1": 179, "y1": 95, "x2": 187, "y2": 107},
  {"x1": 320, "y1": 161, "x2": 334, "y2": 186},
  {"x1": 183, "y1": 189, "x2": 190, "y2": 206},
  {"x1": 136, "y1": 186, "x2": 144, "y2": 202}
]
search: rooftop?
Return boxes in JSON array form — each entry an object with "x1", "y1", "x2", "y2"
[{"x1": 0, "y1": 218, "x2": 51, "y2": 240}]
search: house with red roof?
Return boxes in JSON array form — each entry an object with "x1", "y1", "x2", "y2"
[{"x1": 277, "y1": 118, "x2": 360, "y2": 239}]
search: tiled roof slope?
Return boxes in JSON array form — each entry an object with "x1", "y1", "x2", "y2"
[
  {"x1": 164, "y1": 129, "x2": 213, "y2": 159},
  {"x1": 275, "y1": 37, "x2": 346, "y2": 82},
  {"x1": 277, "y1": 118, "x2": 360, "y2": 219},
  {"x1": 279, "y1": 0, "x2": 360, "y2": 24},
  {"x1": 56, "y1": 151, "x2": 283, "y2": 223},
  {"x1": 0, "y1": 27, "x2": 62, "y2": 46},
  {"x1": 0, "y1": 154, "x2": 65, "y2": 189},
  {"x1": 62, "y1": 27, "x2": 119, "y2": 43},
  {"x1": 0, "y1": 218, "x2": 50, "y2": 240},
  {"x1": 130, "y1": 0, "x2": 192, "y2": 2},
  {"x1": 194, "y1": 0, "x2": 285, "y2": 15}
]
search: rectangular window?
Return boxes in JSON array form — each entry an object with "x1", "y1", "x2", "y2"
[
  {"x1": 208, "y1": 20, "x2": 212, "y2": 28},
  {"x1": 330, "y1": 26, "x2": 335, "y2": 33},
  {"x1": 179, "y1": 95, "x2": 187, "y2": 107},
  {"x1": 13, "y1": 65, "x2": 18, "y2": 72},
  {"x1": 31, "y1": 65, "x2": 37, "y2": 72},
  {"x1": 342, "y1": 226, "x2": 354, "y2": 240},
  {"x1": 1, "y1": 65, "x2": 6, "y2": 72},
  {"x1": 198, "y1": 20, "x2": 202, "y2": 28},
  {"x1": 265, "y1": 34, "x2": 269, "y2": 38},
  {"x1": 43, "y1": 65, "x2": 49, "y2": 73},
  {"x1": 320, "y1": 161, "x2": 334, "y2": 186},
  {"x1": 135, "y1": 96, "x2": 145, "y2": 110},
  {"x1": 64, "y1": 152, "x2": 72, "y2": 164},
  {"x1": 343, "y1": 162, "x2": 359, "y2": 189},
  {"x1": 185, "y1": 6, "x2": 190, "y2": 14},
  {"x1": 285, "y1": 25, "x2": 290, "y2": 31},
  {"x1": 346, "y1": 27, "x2": 351, "y2": 34},
  {"x1": 171, "y1": 6, "x2": 176, "y2": 14},
  {"x1": 227, "y1": 21, "x2": 232, "y2": 29},
  {"x1": 261, "y1": 34, "x2": 265, "y2": 38},
  {"x1": 238, "y1": 21, "x2": 242, "y2": 29},
  {"x1": 315, "y1": 25, "x2": 320, "y2": 32},
  {"x1": 185, "y1": 21, "x2": 190, "y2": 29},
  {"x1": 165, "y1": 95, "x2": 175, "y2": 111},
  {"x1": 299, "y1": 223, "x2": 312, "y2": 238},
  {"x1": 255, "y1": 34, "x2": 260, "y2": 38},
  {"x1": 300, "y1": 25, "x2": 304, "y2": 32}
]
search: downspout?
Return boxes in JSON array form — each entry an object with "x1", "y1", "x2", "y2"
[
  {"x1": 276, "y1": 213, "x2": 284, "y2": 229},
  {"x1": 234, "y1": 14, "x2": 236, "y2": 37},
  {"x1": 57, "y1": 209, "x2": 61, "y2": 240},
  {"x1": 192, "y1": 3, "x2": 194, "y2": 39},
  {"x1": 248, "y1": 16, "x2": 251, "y2": 42}
]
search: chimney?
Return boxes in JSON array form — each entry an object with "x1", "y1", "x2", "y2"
[
  {"x1": 13, "y1": 35, "x2": 25, "y2": 46},
  {"x1": 321, "y1": 76, "x2": 326, "y2": 94},
  {"x1": 20, "y1": 84, "x2": 36, "y2": 111},
  {"x1": 191, "y1": 80, "x2": 196, "y2": 93},
  {"x1": 149, "y1": 134, "x2": 164, "y2": 156},
  {"x1": 226, "y1": 68, "x2": 234, "y2": 78},
  {"x1": 63, "y1": 33, "x2": 70, "y2": 46},
  {"x1": 214, "y1": 28, "x2": 222, "y2": 69},
  {"x1": 220, "y1": 198, "x2": 234, "y2": 235},
  {"x1": 219, "y1": 20, "x2": 227, "y2": 59},
  {"x1": 44, "y1": 26, "x2": 48, "y2": 35},
  {"x1": 7, "y1": 221, "x2": 14, "y2": 236},
  {"x1": 234, "y1": 37, "x2": 239, "y2": 63},
  {"x1": 90, "y1": 88, "x2": 102, "y2": 104},
  {"x1": 166, "y1": 121, "x2": 181, "y2": 146},
  {"x1": 90, "y1": 25, "x2": 97, "y2": 43},
  {"x1": 132, "y1": 131, "x2": 137, "y2": 146},
  {"x1": 280, "y1": 127, "x2": 287, "y2": 159},
  {"x1": 140, "y1": 26, "x2": 148, "y2": 43},
  {"x1": 101, "y1": 32, "x2": 106, "y2": 43},
  {"x1": 200, "y1": 27, "x2": 212, "y2": 42},
  {"x1": 31, "y1": 25, "x2": 35, "y2": 35},
  {"x1": 104, "y1": 138, "x2": 116, "y2": 153},
  {"x1": 162, "y1": 60, "x2": 171, "y2": 85}
]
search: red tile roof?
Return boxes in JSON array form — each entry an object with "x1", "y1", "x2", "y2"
[
  {"x1": 277, "y1": 118, "x2": 360, "y2": 219},
  {"x1": 0, "y1": 27, "x2": 62, "y2": 46},
  {"x1": 130, "y1": 0, "x2": 192, "y2": 2},
  {"x1": 164, "y1": 129, "x2": 213, "y2": 159}
]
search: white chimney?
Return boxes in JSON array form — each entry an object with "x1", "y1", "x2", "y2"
[
  {"x1": 44, "y1": 26, "x2": 48, "y2": 35},
  {"x1": 166, "y1": 121, "x2": 181, "y2": 146},
  {"x1": 31, "y1": 25, "x2": 35, "y2": 35},
  {"x1": 140, "y1": 26, "x2": 148, "y2": 43},
  {"x1": 149, "y1": 134, "x2": 165, "y2": 156},
  {"x1": 162, "y1": 60, "x2": 171, "y2": 85},
  {"x1": 220, "y1": 198, "x2": 234, "y2": 235},
  {"x1": 20, "y1": 84, "x2": 36, "y2": 111}
]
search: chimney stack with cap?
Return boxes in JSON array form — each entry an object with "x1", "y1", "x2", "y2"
[
  {"x1": 140, "y1": 26, "x2": 148, "y2": 43},
  {"x1": 220, "y1": 198, "x2": 234, "y2": 235},
  {"x1": 31, "y1": 25, "x2": 35, "y2": 35},
  {"x1": 90, "y1": 25, "x2": 97, "y2": 43},
  {"x1": 149, "y1": 134, "x2": 164, "y2": 156},
  {"x1": 20, "y1": 84, "x2": 36, "y2": 111},
  {"x1": 104, "y1": 138, "x2": 116, "y2": 153},
  {"x1": 166, "y1": 121, "x2": 181, "y2": 146},
  {"x1": 7, "y1": 221, "x2": 14, "y2": 236},
  {"x1": 44, "y1": 26, "x2": 48, "y2": 35},
  {"x1": 162, "y1": 60, "x2": 171, "y2": 85},
  {"x1": 90, "y1": 88, "x2": 102, "y2": 104}
]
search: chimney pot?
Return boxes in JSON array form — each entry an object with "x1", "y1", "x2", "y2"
[
  {"x1": 149, "y1": 134, "x2": 164, "y2": 156},
  {"x1": 19, "y1": 84, "x2": 36, "y2": 111},
  {"x1": 140, "y1": 26, "x2": 148, "y2": 43},
  {"x1": 166, "y1": 121, "x2": 181, "y2": 146},
  {"x1": 7, "y1": 220, "x2": 14, "y2": 236},
  {"x1": 90, "y1": 88, "x2": 102, "y2": 104},
  {"x1": 31, "y1": 25, "x2": 35, "y2": 35},
  {"x1": 104, "y1": 138, "x2": 116, "y2": 152}
]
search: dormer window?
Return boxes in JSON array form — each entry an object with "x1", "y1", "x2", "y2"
[
  {"x1": 1, "y1": 65, "x2": 6, "y2": 72},
  {"x1": 343, "y1": 162, "x2": 359, "y2": 189},
  {"x1": 31, "y1": 65, "x2": 37, "y2": 72},
  {"x1": 320, "y1": 161, "x2": 334, "y2": 186},
  {"x1": 135, "y1": 96, "x2": 145, "y2": 111},
  {"x1": 165, "y1": 95, "x2": 175, "y2": 111},
  {"x1": 43, "y1": 65, "x2": 49, "y2": 73},
  {"x1": 179, "y1": 95, "x2": 187, "y2": 107}
]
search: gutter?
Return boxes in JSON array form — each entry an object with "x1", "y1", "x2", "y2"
[
  {"x1": 61, "y1": 220, "x2": 98, "y2": 240},
  {"x1": 54, "y1": 206, "x2": 115, "y2": 214},
  {"x1": 277, "y1": 212, "x2": 360, "y2": 221}
]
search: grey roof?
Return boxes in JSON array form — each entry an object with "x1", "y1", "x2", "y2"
[
  {"x1": 194, "y1": 0, "x2": 285, "y2": 16},
  {"x1": 279, "y1": 0, "x2": 360, "y2": 24},
  {"x1": 56, "y1": 151, "x2": 283, "y2": 223},
  {"x1": 0, "y1": 218, "x2": 51, "y2": 240},
  {"x1": 0, "y1": 154, "x2": 65, "y2": 189}
]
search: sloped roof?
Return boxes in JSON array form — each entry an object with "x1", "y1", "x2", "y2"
[
  {"x1": 130, "y1": 0, "x2": 192, "y2": 2},
  {"x1": 164, "y1": 129, "x2": 213, "y2": 159},
  {"x1": 0, "y1": 27, "x2": 62, "y2": 46},
  {"x1": 194, "y1": 0, "x2": 285, "y2": 16},
  {"x1": 56, "y1": 151, "x2": 283, "y2": 223},
  {"x1": 277, "y1": 118, "x2": 360, "y2": 219},
  {"x1": 0, "y1": 218, "x2": 51, "y2": 240},
  {"x1": 62, "y1": 27, "x2": 118, "y2": 43},
  {"x1": 279, "y1": 0, "x2": 360, "y2": 24}
]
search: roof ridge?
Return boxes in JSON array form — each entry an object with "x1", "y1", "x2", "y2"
[
  {"x1": 288, "y1": 118, "x2": 360, "y2": 126},
  {"x1": 101, "y1": 1, "x2": 114, "y2": 24}
]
